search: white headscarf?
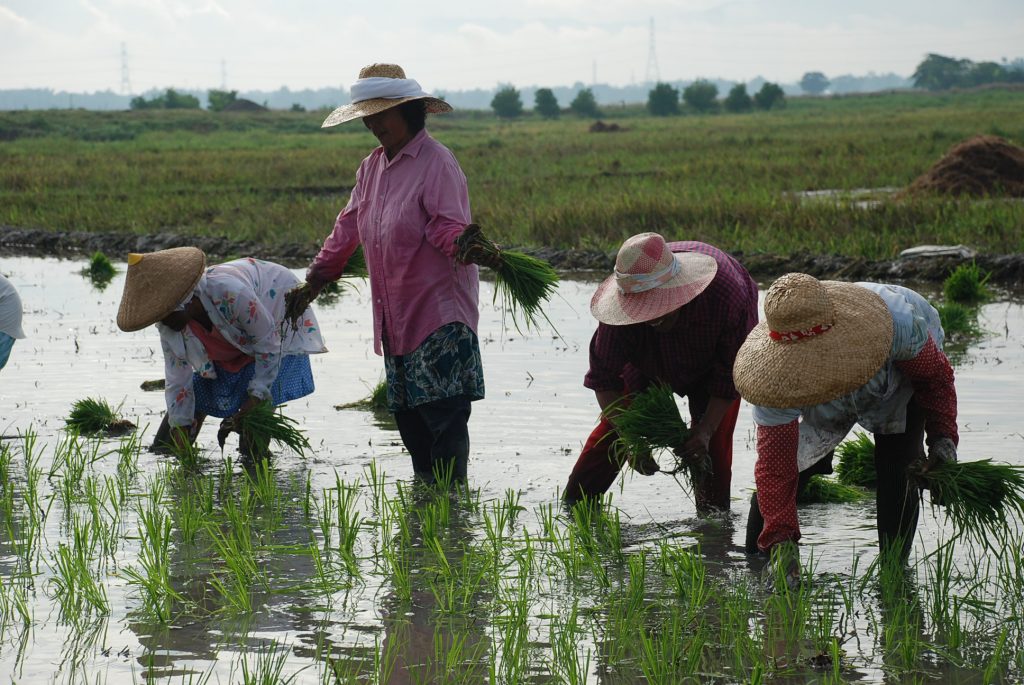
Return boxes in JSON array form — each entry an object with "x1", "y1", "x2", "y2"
[{"x1": 0, "y1": 275, "x2": 25, "y2": 339}]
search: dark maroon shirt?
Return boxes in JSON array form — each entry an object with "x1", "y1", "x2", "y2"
[{"x1": 584, "y1": 241, "x2": 759, "y2": 400}]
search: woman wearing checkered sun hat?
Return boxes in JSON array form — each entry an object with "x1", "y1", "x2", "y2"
[{"x1": 564, "y1": 232, "x2": 759, "y2": 514}]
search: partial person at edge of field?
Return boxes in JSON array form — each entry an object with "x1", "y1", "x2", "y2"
[
  {"x1": 285, "y1": 63, "x2": 501, "y2": 485},
  {"x1": 734, "y1": 273, "x2": 959, "y2": 589},
  {"x1": 116, "y1": 247, "x2": 326, "y2": 456},
  {"x1": 563, "y1": 232, "x2": 759, "y2": 514},
  {"x1": 0, "y1": 274, "x2": 26, "y2": 372}
]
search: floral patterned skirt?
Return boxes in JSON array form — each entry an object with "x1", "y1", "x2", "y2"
[
  {"x1": 193, "y1": 354, "x2": 314, "y2": 418},
  {"x1": 384, "y1": 322, "x2": 485, "y2": 413}
]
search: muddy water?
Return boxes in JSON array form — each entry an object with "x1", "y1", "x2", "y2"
[{"x1": 1, "y1": 254, "x2": 1022, "y2": 683}]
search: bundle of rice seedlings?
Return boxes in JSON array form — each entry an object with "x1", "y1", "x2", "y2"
[
  {"x1": 87, "y1": 251, "x2": 117, "y2": 280},
  {"x1": 797, "y1": 476, "x2": 871, "y2": 504},
  {"x1": 605, "y1": 383, "x2": 707, "y2": 490},
  {"x1": 835, "y1": 431, "x2": 877, "y2": 488},
  {"x1": 66, "y1": 397, "x2": 135, "y2": 436},
  {"x1": 914, "y1": 459, "x2": 1024, "y2": 548},
  {"x1": 284, "y1": 246, "x2": 368, "y2": 324},
  {"x1": 456, "y1": 223, "x2": 559, "y2": 333},
  {"x1": 335, "y1": 379, "x2": 388, "y2": 412},
  {"x1": 943, "y1": 262, "x2": 991, "y2": 305},
  {"x1": 233, "y1": 402, "x2": 311, "y2": 457},
  {"x1": 935, "y1": 301, "x2": 982, "y2": 340}
]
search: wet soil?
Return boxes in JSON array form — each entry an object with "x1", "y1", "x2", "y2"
[{"x1": 3, "y1": 225, "x2": 1024, "y2": 286}]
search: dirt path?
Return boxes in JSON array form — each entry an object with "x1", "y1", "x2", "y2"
[{"x1": 3, "y1": 225, "x2": 1024, "y2": 287}]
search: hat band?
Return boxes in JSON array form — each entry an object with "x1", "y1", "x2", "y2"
[
  {"x1": 350, "y1": 77, "x2": 428, "y2": 104},
  {"x1": 769, "y1": 322, "x2": 833, "y2": 342},
  {"x1": 614, "y1": 258, "x2": 681, "y2": 294}
]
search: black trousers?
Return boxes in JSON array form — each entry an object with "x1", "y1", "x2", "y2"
[
  {"x1": 745, "y1": 398, "x2": 925, "y2": 560},
  {"x1": 394, "y1": 395, "x2": 472, "y2": 482}
]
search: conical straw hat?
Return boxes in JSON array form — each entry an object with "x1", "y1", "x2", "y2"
[
  {"x1": 322, "y1": 63, "x2": 453, "y2": 128},
  {"x1": 116, "y1": 247, "x2": 206, "y2": 332},
  {"x1": 733, "y1": 273, "x2": 894, "y2": 408},
  {"x1": 590, "y1": 233, "x2": 718, "y2": 325}
]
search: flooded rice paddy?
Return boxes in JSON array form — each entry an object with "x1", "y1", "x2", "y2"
[{"x1": 1, "y1": 254, "x2": 1023, "y2": 684}]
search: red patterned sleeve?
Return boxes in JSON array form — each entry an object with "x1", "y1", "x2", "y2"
[
  {"x1": 753, "y1": 419, "x2": 802, "y2": 552},
  {"x1": 894, "y1": 335, "x2": 959, "y2": 446}
]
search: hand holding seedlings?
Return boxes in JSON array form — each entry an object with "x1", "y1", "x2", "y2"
[{"x1": 284, "y1": 282, "x2": 319, "y2": 331}]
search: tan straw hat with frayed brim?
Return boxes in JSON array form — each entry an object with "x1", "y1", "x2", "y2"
[
  {"x1": 590, "y1": 233, "x2": 718, "y2": 325},
  {"x1": 116, "y1": 247, "x2": 206, "y2": 332},
  {"x1": 733, "y1": 273, "x2": 894, "y2": 408},
  {"x1": 321, "y1": 63, "x2": 453, "y2": 128}
]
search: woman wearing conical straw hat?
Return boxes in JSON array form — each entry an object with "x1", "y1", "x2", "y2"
[
  {"x1": 734, "y1": 273, "x2": 959, "y2": 588},
  {"x1": 116, "y1": 248, "x2": 326, "y2": 455},
  {"x1": 563, "y1": 232, "x2": 759, "y2": 513},
  {"x1": 286, "y1": 63, "x2": 500, "y2": 484},
  {"x1": 0, "y1": 274, "x2": 26, "y2": 372}
]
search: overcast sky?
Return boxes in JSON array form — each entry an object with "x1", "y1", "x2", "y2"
[{"x1": 2, "y1": 0, "x2": 1022, "y2": 94}]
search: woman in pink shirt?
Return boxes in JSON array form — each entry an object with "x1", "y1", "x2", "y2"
[{"x1": 288, "y1": 63, "x2": 498, "y2": 484}]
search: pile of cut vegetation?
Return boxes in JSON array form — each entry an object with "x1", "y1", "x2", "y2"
[{"x1": 904, "y1": 135, "x2": 1024, "y2": 197}]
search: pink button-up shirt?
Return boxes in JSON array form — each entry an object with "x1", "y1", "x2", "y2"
[{"x1": 308, "y1": 129, "x2": 479, "y2": 356}]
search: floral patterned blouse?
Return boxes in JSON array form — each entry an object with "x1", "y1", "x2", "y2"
[{"x1": 156, "y1": 258, "x2": 327, "y2": 427}]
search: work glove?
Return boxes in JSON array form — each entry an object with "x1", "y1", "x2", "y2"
[
  {"x1": 928, "y1": 436, "x2": 958, "y2": 467},
  {"x1": 455, "y1": 224, "x2": 504, "y2": 270}
]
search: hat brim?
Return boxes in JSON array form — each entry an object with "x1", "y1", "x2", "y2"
[
  {"x1": 322, "y1": 96, "x2": 453, "y2": 128},
  {"x1": 733, "y1": 282, "x2": 894, "y2": 408},
  {"x1": 116, "y1": 247, "x2": 206, "y2": 332},
  {"x1": 590, "y1": 252, "x2": 718, "y2": 325}
]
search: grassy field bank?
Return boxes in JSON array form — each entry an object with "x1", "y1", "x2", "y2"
[{"x1": 1, "y1": 88, "x2": 1023, "y2": 258}]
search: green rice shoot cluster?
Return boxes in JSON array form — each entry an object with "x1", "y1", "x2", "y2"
[
  {"x1": 797, "y1": 475, "x2": 871, "y2": 504},
  {"x1": 943, "y1": 262, "x2": 991, "y2": 305},
  {"x1": 918, "y1": 459, "x2": 1024, "y2": 549},
  {"x1": 236, "y1": 402, "x2": 311, "y2": 456},
  {"x1": 836, "y1": 431, "x2": 877, "y2": 487},
  {"x1": 606, "y1": 382, "x2": 702, "y2": 490},
  {"x1": 457, "y1": 224, "x2": 560, "y2": 333},
  {"x1": 65, "y1": 397, "x2": 132, "y2": 435}
]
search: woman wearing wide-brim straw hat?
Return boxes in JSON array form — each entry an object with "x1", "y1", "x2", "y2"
[
  {"x1": 117, "y1": 247, "x2": 326, "y2": 455},
  {"x1": 563, "y1": 232, "x2": 759, "y2": 513},
  {"x1": 286, "y1": 63, "x2": 501, "y2": 484},
  {"x1": 734, "y1": 273, "x2": 959, "y2": 587}
]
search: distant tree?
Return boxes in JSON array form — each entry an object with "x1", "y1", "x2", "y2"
[
  {"x1": 533, "y1": 88, "x2": 560, "y2": 119},
  {"x1": 753, "y1": 82, "x2": 786, "y2": 110},
  {"x1": 968, "y1": 61, "x2": 1008, "y2": 87},
  {"x1": 491, "y1": 85, "x2": 523, "y2": 119},
  {"x1": 129, "y1": 94, "x2": 163, "y2": 110},
  {"x1": 164, "y1": 89, "x2": 200, "y2": 109},
  {"x1": 646, "y1": 82, "x2": 680, "y2": 116},
  {"x1": 290, "y1": 103, "x2": 306, "y2": 112},
  {"x1": 569, "y1": 88, "x2": 601, "y2": 118},
  {"x1": 682, "y1": 79, "x2": 719, "y2": 113},
  {"x1": 723, "y1": 84, "x2": 753, "y2": 113},
  {"x1": 799, "y1": 71, "x2": 830, "y2": 95},
  {"x1": 912, "y1": 53, "x2": 972, "y2": 90},
  {"x1": 207, "y1": 89, "x2": 238, "y2": 112}
]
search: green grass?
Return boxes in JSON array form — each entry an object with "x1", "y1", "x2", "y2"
[{"x1": 2, "y1": 89, "x2": 1023, "y2": 258}]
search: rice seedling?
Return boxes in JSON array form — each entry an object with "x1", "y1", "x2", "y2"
[
  {"x1": 65, "y1": 397, "x2": 135, "y2": 436},
  {"x1": 122, "y1": 480, "x2": 184, "y2": 623},
  {"x1": 333, "y1": 378, "x2": 388, "y2": 412},
  {"x1": 83, "y1": 251, "x2": 117, "y2": 289},
  {"x1": 231, "y1": 401, "x2": 310, "y2": 458},
  {"x1": 237, "y1": 640, "x2": 298, "y2": 685},
  {"x1": 914, "y1": 458, "x2": 1024, "y2": 550},
  {"x1": 936, "y1": 301, "x2": 983, "y2": 340},
  {"x1": 796, "y1": 476, "x2": 872, "y2": 504},
  {"x1": 835, "y1": 431, "x2": 877, "y2": 488},
  {"x1": 943, "y1": 262, "x2": 991, "y2": 304},
  {"x1": 455, "y1": 223, "x2": 560, "y2": 333},
  {"x1": 48, "y1": 538, "x2": 110, "y2": 622}
]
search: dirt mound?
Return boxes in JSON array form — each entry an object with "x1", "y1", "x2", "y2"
[
  {"x1": 904, "y1": 135, "x2": 1024, "y2": 197},
  {"x1": 589, "y1": 120, "x2": 624, "y2": 133}
]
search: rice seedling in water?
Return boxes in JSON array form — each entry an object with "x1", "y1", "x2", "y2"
[
  {"x1": 456, "y1": 223, "x2": 560, "y2": 333},
  {"x1": 232, "y1": 402, "x2": 310, "y2": 458},
  {"x1": 334, "y1": 378, "x2": 388, "y2": 412},
  {"x1": 796, "y1": 476, "x2": 871, "y2": 504},
  {"x1": 943, "y1": 262, "x2": 991, "y2": 304},
  {"x1": 83, "y1": 251, "x2": 117, "y2": 289},
  {"x1": 123, "y1": 480, "x2": 185, "y2": 622},
  {"x1": 237, "y1": 640, "x2": 298, "y2": 685},
  {"x1": 914, "y1": 458, "x2": 1024, "y2": 550},
  {"x1": 936, "y1": 301, "x2": 983, "y2": 340},
  {"x1": 835, "y1": 431, "x2": 877, "y2": 488},
  {"x1": 65, "y1": 397, "x2": 135, "y2": 436}
]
